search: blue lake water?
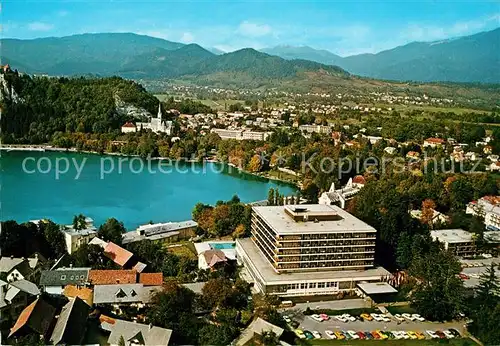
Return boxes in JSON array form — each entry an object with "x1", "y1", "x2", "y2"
[{"x1": 0, "y1": 151, "x2": 296, "y2": 229}]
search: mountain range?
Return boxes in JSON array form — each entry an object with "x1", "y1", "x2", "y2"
[
  {"x1": 1, "y1": 28, "x2": 499, "y2": 85},
  {"x1": 261, "y1": 28, "x2": 500, "y2": 83}
]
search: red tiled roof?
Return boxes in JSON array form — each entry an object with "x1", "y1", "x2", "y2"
[
  {"x1": 63, "y1": 285, "x2": 94, "y2": 306},
  {"x1": 122, "y1": 122, "x2": 136, "y2": 128},
  {"x1": 88, "y1": 270, "x2": 137, "y2": 285},
  {"x1": 104, "y1": 242, "x2": 134, "y2": 267},
  {"x1": 9, "y1": 298, "x2": 55, "y2": 338},
  {"x1": 425, "y1": 137, "x2": 445, "y2": 144},
  {"x1": 352, "y1": 175, "x2": 366, "y2": 185},
  {"x1": 139, "y1": 273, "x2": 163, "y2": 286}
]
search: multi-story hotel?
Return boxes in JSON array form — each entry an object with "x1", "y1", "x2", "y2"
[
  {"x1": 236, "y1": 204, "x2": 392, "y2": 297},
  {"x1": 430, "y1": 229, "x2": 476, "y2": 258}
]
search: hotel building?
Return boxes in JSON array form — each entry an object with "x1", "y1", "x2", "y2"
[{"x1": 236, "y1": 204, "x2": 392, "y2": 297}]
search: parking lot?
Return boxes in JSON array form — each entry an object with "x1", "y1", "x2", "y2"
[{"x1": 283, "y1": 310, "x2": 467, "y2": 341}]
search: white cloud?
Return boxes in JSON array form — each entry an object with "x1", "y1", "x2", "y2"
[
  {"x1": 27, "y1": 22, "x2": 54, "y2": 32},
  {"x1": 237, "y1": 21, "x2": 272, "y2": 37},
  {"x1": 180, "y1": 32, "x2": 194, "y2": 43},
  {"x1": 402, "y1": 13, "x2": 499, "y2": 42}
]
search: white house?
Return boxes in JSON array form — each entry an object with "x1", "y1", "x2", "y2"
[
  {"x1": 318, "y1": 176, "x2": 366, "y2": 209},
  {"x1": 121, "y1": 122, "x2": 137, "y2": 133}
]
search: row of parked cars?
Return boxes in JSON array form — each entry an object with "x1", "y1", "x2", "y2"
[
  {"x1": 294, "y1": 328, "x2": 462, "y2": 340},
  {"x1": 307, "y1": 312, "x2": 425, "y2": 323}
]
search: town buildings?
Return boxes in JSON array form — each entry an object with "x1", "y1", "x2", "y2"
[
  {"x1": 210, "y1": 128, "x2": 271, "y2": 141},
  {"x1": 430, "y1": 229, "x2": 476, "y2": 258},
  {"x1": 121, "y1": 122, "x2": 137, "y2": 133},
  {"x1": 61, "y1": 219, "x2": 98, "y2": 254},
  {"x1": 122, "y1": 220, "x2": 197, "y2": 245},
  {"x1": 236, "y1": 204, "x2": 392, "y2": 297},
  {"x1": 466, "y1": 196, "x2": 500, "y2": 230},
  {"x1": 318, "y1": 176, "x2": 366, "y2": 208},
  {"x1": 99, "y1": 315, "x2": 172, "y2": 346},
  {"x1": 135, "y1": 103, "x2": 173, "y2": 134}
]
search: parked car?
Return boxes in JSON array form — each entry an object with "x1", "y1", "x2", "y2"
[
  {"x1": 402, "y1": 313, "x2": 415, "y2": 321},
  {"x1": 393, "y1": 314, "x2": 405, "y2": 322},
  {"x1": 334, "y1": 331, "x2": 345, "y2": 340},
  {"x1": 347, "y1": 330, "x2": 359, "y2": 339},
  {"x1": 356, "y1": 331, "x2": 366, "y2": 339},
  {"x1": 376, "y1": 330, "x2": 388, "y2": 340},
  {"x1": 295, "y1": 329, "x2": 306, "y2": 339},
  {"x1": 380, "y1": 314, "x2": 391, "y2": 322},
  {"x1": 443, "y1": 330, "x2": 454, "y2": 339},
  {"x1": 370, "y1": 313, "x2": 383, "y2": 321},
  {"x1": 448, "y1": 328, "x2": 461, "y2": 337},
  {"x1": 325, "y1": 330, "x2": 336, "y2": 339},
  {"x1": 407, "y1": 331, "x2": 418, "y2": 339},
  {"x1": 415, "y1": 331, "x2": 426, "y2": 340},
  {"x1": 343, "y1": 314, "x2": 356, "y2": 322},
  {"x1": 311, "y1": 314, "x2": 323, "y2": 322},
  {"x1": 334, "y1": 315, "x2": 348, "y2": 322},
  {"x1": 360, "y1": 313, "x2": 373, "y2": 321},
  {"x1": 364, "y1": 331, "x2": 374, "y2": 339},
  {"x1": 412, "y1": 314, "x2": 425, "y2": 322},
  {"x1": 435, "y1": 330, "x2": 447, "y2": 339},
  {"x1": 283, "y1": 315, "x2": 291, "y2": 324},
  {"x1": 320, "y1": 313, "x2": 330, "y2": 321},
  {"x1": 303, "y1": 330, "x2": 314, "y2": 340},
  {"x1": 312, "y1": 331, "x2": 321, "y2": 339},
  {"x1": 371, "y1": 331, "x2": 381, "y2": 339},
  {"x1": 392, "y1": 331, "x2": 404, "y2": 339},
  {"x1": 426, "y1": 330, "x2": 439, "y2": 339},
  {"x1": 290, "y1": 320, "x2": 299, "y2": 329}
]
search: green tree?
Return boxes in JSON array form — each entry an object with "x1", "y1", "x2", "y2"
[
  {"x1": 42, "y1": 221, "x2": 67, "y2": 258},
  {"x1": 118, "y1": 336, "x2": 125, "y2": 346},
  {"x1": 98, "y1": 218, "x2": 126, "y2": 244},
  {"x1": 72, "y1": 214, "x2": 87, "y2": 230},
  {"x1": 410, "y1": 249, "x2": 465, "y2": 321}
]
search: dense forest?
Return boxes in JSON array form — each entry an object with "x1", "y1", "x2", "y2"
[{"x1": 0, "y1": 70, "x2": 213, "y2": 144}]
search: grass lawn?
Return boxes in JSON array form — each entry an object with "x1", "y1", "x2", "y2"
[
  {"x1": 165, "y1": 242, "x2": 197, "y2": 259},
  {"x1": 305, "y1": 338, "x2": 478, "y2": 346}
]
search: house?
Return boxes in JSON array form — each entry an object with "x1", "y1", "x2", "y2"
[
  {"x1": 490, "y1": 162, "x2": 500, "y2": 171},
  {"x1": 39, "y1": 267, "x2": 91, "y2": 295},
  {"x1": 138, "y1": 273, "x2": 164, "y2": 286},
  {"x1": 88, "y1": 270, "x2": 138, "y2": 285},
  {"x1": 406, "y1": 151, "x2": 420, "y2": 159},
  {"x1": 49, "y1": 297, "x2": 90, "y2": 346},
  {"x1": 466, "y1": 196, "x2": 500, "y2": 230},
  {"x1": 410, "y1": 209, "x2": 449, "y2": 226},
  {"x1": 234, "y1": 317, "x2": 284, "y2": 346},
  {"x1": 61, "y1": 223, "x2": 98, "y2": 255},
  {"x1": 121, "y1": 122, "x2": 137, "y2": 133},
  {"x1": 89, "y1": 237, "x2": 147, "y2": 271},
  {"x1": 430, "y1": 229, "x2": 476, "y2": 258},
  {"x1": 122, "y1": 221, "x2": 197, "y2": 245},
  {"x1": 423, "y1": 137, "x2": 445, "y2": 148},
  {"x1": 384, "y1": 147, "x2": 397, "y2": 155},
  {"x1": 0, "y1": 255, "x2": 39, "y2": 282},
  {"x1": 99, "y1": 315, "x2": 172, "y2": 346},
  {"x1": 318, "y1": 176, "x2": 365, "y2": 209},
  {"x1": 8, "y1": 297, "x2": 56, "y2": 339},
  {"x1": 93, "y1": 284, "x2": 161, "y2": 314},
  {"x1": 63, "y1": 285, "x2": 94, "y2": 306},
  {"x1": 465, "y1": 152, "x2": 479, "y2": 161},
  {"x1": 0, "y1": 279, "x2": 40, "y2": 325},
  {"x1": 198, "y1": 249, "x2": 228, "y2": 270}
]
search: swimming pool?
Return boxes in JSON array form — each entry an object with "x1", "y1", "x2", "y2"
[{"x1": 210, "y1": 242, "x2": 235, "y2": 250}]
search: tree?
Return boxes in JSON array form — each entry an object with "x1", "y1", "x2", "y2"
[
  {"x1": 202, "y1": 277, "x2": 234, "y2": 309},
  {"x1": 420, "y1": 199, "x2": 436, "y2": 227},
  {"x1": 98, "y1": 218, "x2": 126, "y2": 244},
  {"x1": 410, "y1": 249, "x2": 465, "y2": 321},
  {"x1": 247, "y1": 154, "x2": 263, "y2": 172},
  {"x1": 42, "y1": 221, "x2": 67, "y2": 258},
  {"x1": 257, "y1": 330, "x2": 280, "y2": 346},
  {"x1": 72, "y1": 214, "x2": 87, "y2": 230},
  {"x1": 118, "y1": 336, "x2": 125, "y2": 346},
  {"x1": 71, "y1": 243, "x2": 115, "y2": 269},
  {"x1": 267, "y1": 188, "x2": 275, "y2": 206}
]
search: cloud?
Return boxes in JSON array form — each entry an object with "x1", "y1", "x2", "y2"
[
  {"x1": 27, "y1": 22, "x2": 54, "y2": 31},
  {"x1": 180, "y1": 32, "x2": 194, "y2": 43},
  {"x1": 402, "y1": 12, "x2": 500, "y2": 41},
  {"x1": 237, "y1": 21, "x2": 272, "y2": 37}
]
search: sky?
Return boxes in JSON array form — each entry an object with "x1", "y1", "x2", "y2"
[{"x1": 2, "y1": 0, "x2": 499, "y2": 56}]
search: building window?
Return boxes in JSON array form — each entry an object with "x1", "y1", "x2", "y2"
[{"x1": 308, "y1": 283, "x2": 316, "y2": 289}]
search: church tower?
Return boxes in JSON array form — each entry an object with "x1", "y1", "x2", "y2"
[{"x1": 157, "y1": 103, "x2": 162, "y2": 120}]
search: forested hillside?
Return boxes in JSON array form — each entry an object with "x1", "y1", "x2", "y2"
[{"x1": 0, "y1": 69, "x2": 158, "y2": 143}]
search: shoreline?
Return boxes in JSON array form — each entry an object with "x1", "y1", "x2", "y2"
[{"x1": 1, "y1": 144, "x2": 301, "y2": 188}]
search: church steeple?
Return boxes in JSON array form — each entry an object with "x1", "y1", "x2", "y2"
[{"x1": 157, "y1": 103, "x2": 162, "y2": 120}]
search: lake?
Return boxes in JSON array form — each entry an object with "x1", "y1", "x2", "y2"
[{"x1": 0, "y1": 151, "x2": 296, "y2": 229}]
